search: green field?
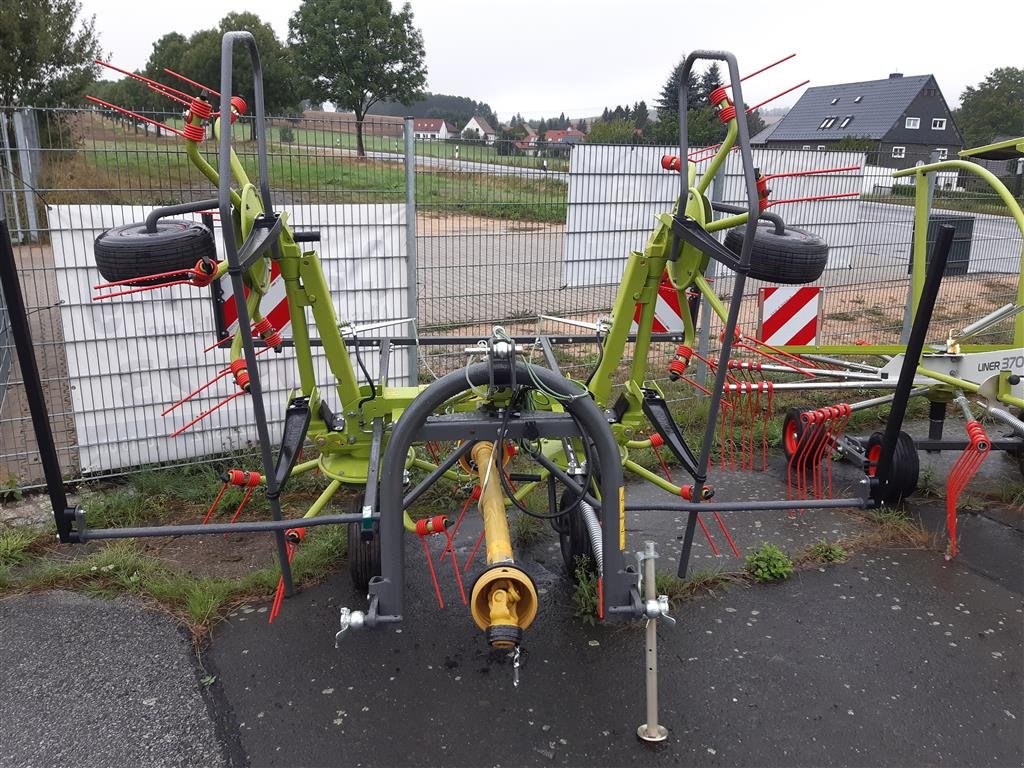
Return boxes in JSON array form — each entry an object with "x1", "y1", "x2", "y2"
[
  {"x1": 276, "y1": 124, "x2": 569, "y2": 172},
  {"x1": 48, "y1": 121, "x2": 569, "y2": 223}
]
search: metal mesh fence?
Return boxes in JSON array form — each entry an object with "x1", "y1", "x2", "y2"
[
  {"x1": 0, "y1": 107, "x2": 1020, "y2": 489},
  {"x1": 0, "y1": 108, "x2": 410, "y2": 487}
]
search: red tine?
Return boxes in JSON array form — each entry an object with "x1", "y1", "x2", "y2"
[
  {"x1": 163, "y1": 67, "x2": 221, "y2": 98},
  {"x1": 746, "y1": 80, "x2": 811, "y2": 114},
  {"x1": 723, "y1": 53, "x2": 796, "y2": 89},
  {"x1": 763, "y1": 191, "x2": 861, "y2": 209},
  {"x1": 85, "y1": 96, "x2": 185, "y2": 138},
  {"x1": 764, "y1": 165, "x2": 861, "y2": 182},
  {"x1": 170, "y1": 390, "x2": 245, "y2": 437},
  {"x1": 93, "y1": 59, "x2": 192, "y2": 101}
]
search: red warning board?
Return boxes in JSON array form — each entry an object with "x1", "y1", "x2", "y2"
[
  {"x1": 221, "y1": 260, "x2": 292, "y2": 336},
  {"x1": 757, "y1": 286, "x2": 822, "y2": 346}
]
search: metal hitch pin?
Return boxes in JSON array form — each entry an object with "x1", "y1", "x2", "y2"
[
  {"x1": 511, "y1": 644, "x2": 522, "y2": 688},
  {"x1": 335, "y1": 606, "x2": 365, "y2": 648}
]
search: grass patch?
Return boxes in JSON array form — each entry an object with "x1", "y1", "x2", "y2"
[
  {"x1": 510, "y1": 512, "x2": 547, "y2": 548},
  {"x1": 916, "y1": 466, "x2": 942, "y2": 498},
  {"x1": 863, "y1": 506, "x2": 930, "y2": 548},
  {"x1": 4, "y1": 512, "x2": 347, "y2": 635},
  {"x1": 998, "y1": 480, "x2": 1024, "y2": 507},
  {"x1": 798, "y1": 539, "x2": 848, "y2": 565}
]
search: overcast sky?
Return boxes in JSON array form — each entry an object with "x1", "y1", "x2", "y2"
[{"x1": 80, "y1": 0, "x2": 1015, "y2": 121}]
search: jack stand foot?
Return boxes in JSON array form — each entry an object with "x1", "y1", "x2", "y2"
[{"x1": 637, "y1": 724, "x2": 668, "y2": 743}]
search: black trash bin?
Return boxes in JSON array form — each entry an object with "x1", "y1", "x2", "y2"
[{"x1": 911, "y1": 213, "x2": 974, "y2": 276}]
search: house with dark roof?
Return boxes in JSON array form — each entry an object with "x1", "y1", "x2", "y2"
[
  {"x1": 751, "y1": 73, "x2": 963, "y2": 169},
  {"x1": 462, "y1": 115, "x2": 496, "y2": 144}
]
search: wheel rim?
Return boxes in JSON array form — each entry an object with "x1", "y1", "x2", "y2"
[
  {"x1": 866, "y1": 444, "x2": 881, "y2": 477},
  {"x1": 784, "y1": 420, "x2": 799, "y2": 455}
]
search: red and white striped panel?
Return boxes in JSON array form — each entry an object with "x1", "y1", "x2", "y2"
[
  {"x1": 757, "y1": 286, "x2": 822, "y2": 346},
  {"x1": 222, "y1": 260, "x2": 292, "y2": 336},
  {"x1": 632, "y1": 281, "x2": 688, "y2": 333}
]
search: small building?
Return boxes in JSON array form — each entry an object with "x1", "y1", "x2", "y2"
[
  {"x1": 751, "y1": 73, "x2": 963, "y2": 169},
  {"x1": 462, "y1": 115, "x2": 496, "y2": 144},
  {"x1": 543, "y1": 128, "x2": 585, "y2": 145},
  {"x1": 411, "y1": 118, "x2": 456, "y2": 140}
]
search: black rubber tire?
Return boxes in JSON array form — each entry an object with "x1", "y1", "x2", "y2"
[
  {"x1": 782, "y1": 407, "x2": 813, "y2": 461},
  {"x1": 724, "y1": 222, "x2": 829, "y2": 284},
  {"x1": 558, "y1": 490, "x2": 597, "y2": 580},
  {"x1": 94, "y1": 220, "x2": 217, "y2": 285},
  {"x1": 866, "y1": 431, "x2": 919, "y2": 504},
  {"x1": 347, "y1": 493, "x2": 381, "y2": 593},
  {"x1": 559, "y1": 499, "x2": 598, "y2": 581}
]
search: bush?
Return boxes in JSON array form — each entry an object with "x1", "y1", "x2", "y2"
[
  {"x1": 745, "y1": 542, "x2": 793, "y2": 582},
  {"x1": 279, "y1": 126, "x2": 295, "y2": 143}
]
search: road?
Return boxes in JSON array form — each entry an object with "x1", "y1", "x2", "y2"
[{"x1": 3, "y1": 446, "x2": 1021, "y2": 767}]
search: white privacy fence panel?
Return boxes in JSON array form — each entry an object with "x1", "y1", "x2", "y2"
[
  {"x1": 564, "y1": 145, "x2": 1021, "y2": 289},
  {"x1": 50, "y1": 204, "x2": 408, "y2": 473}
]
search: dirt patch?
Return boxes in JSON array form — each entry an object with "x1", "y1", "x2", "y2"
[
  {"x1": 416, "y1": 211, "x2": 563, "y2": 236},
  {"x1": 139, "y1": 533, "x2": 276, "y2": 580}
]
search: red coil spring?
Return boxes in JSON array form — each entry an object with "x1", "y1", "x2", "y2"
[
  {"x1": 415, "y1": 515, "x2": 448, "y2": 536},
  {"x1": 252, "y1": 318, "x2": 273, "y2": 335},
  {"x1": 230, "y1": 358, "x2": 250, "y2": 391},
  {"x1": 718, "y1": 104, "x2": 737, "y2": 123},
  {"x1": 190, "y1": 259, "x2": 217, "y2": 287},
  {"x1": 285, "y1": 527, "x2": 306, "y2": 543},
  {"x1": 188, "y1": 97, "x2": 213, "y2": 120},
  {"x1": 661, "y1": 154, "x2": 681, "y2": 171},
  {"x1": 224, "y1": 469, "x2": 262, "y2": 487},
  {"x1": 229, "y1": 96, "x2": 247, "y2": 122},
  {"x1": 182, "y1": 122, "x2": 205, "y2": 142},
  {"x1": 709, "y1": 86, "x2": 729, "y2": 107}
]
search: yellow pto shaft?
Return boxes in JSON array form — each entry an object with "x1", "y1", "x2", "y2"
[{"x1": 468, "y1": 441, "x2": 538, "y2": 648}]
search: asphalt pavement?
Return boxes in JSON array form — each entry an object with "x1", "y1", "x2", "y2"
[{"x1": 1, "y1": 458, "x2": 1021, "y2": 768}]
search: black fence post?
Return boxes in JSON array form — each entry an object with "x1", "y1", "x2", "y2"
[{"x1": 0, "y1": 219, "x2": 74, "y2": 540}]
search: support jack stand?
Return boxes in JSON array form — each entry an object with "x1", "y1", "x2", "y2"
[{"x1": 636, "y1": 541, "x2": 674, "y2": 743}]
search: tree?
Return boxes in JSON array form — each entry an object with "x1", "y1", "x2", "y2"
[
  {"x1": 698, "y1": 63, "x2": 722, "y2": 106},
  {"x1": 0, "y1": 0, "x2": 101, "y2": 107},
  {"x1": 656, "y1": 55, "x2": 700, "y2": 117},
  {"x1": 583, "y1": 119, "x2": 638, "y2": 145},
  {"x1": 289, "y1": 0, "x2": 426, "y2": 156},
  {"x1": 179, "y1": 14, "x2": 300, "y2": 116},
  {"x1": 633, "y1": 100, "x2": 649, "y2": 129},
  {"x1": 956, "y1": 67, "x2": 1024, "y2": 148},
  {"x1": 746, "y1": 108, "x2": 766, "y2": 139}
]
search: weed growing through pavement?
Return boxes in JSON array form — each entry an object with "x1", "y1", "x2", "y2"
[
  {"x1": 571, "y1": 556, "x2": 599, "y2": 624},
  {"x1": 745, "y1": 542, "x2": 794, "y2": 583},
  {"x1": 510, "y1": 511, "x2": 547, "y2": 548},
  {"x1": 804, "y1": 539, "x2": 848, "y2": 564}
]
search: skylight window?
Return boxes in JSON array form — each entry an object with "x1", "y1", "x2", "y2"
[
  {"x1": 818, "y1": 116, "x2": 837, "y2": 129},
  {"x1": 839, "y1": 115, "x2": 853, "y2": 128},
  {"x1": 853, "y1": 95, "x2": 863, "y2": 103},
  {"x1": 830, "y1": 97, "x2": 839, "y2": 105}
]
